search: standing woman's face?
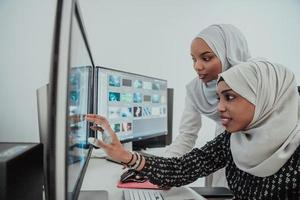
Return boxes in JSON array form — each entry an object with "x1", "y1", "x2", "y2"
[{"x1": 191, "y1": 38, "x2": 222, "y2": 83}]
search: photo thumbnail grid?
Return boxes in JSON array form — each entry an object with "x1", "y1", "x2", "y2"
[
  {"x1": 107, "y1": 74, "x2": 167, "y2": 120},
  {"x1": 98, "y1": 69, "x2": 168, "y2": 141},
  {"x1": 108, "y1": 92, "x2": 165, "y2": 104},
  {"x1": 108, "y1": 74, "x2": 166, "y2": 90}
]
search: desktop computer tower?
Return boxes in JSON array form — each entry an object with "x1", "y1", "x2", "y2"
[
  {"x1": 0, "y1": 143, "x2": 43, "y2": 200},
  {"x1": 133, "y1": 88, "x2": 173, "y2": 150}
]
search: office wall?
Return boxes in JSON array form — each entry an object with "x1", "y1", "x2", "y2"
[
  {"x1": 0, "y1": 0, "x2": 300, "y2": 149},
  {"x1": 0, "y1": 0, "x2": 56, "y2": 142}
]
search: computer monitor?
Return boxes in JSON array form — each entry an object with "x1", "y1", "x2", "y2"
[
  {"x1": 47, "y1": 0, "x2": 107, "y2": 199},
  {"x1": 36, "y1": 83, "x2": 50, "y2": 198},
  {"x1": 95, "y1": 66, "x2": 168, "y2": 144},
  {"x1": 132, "y1": 88, "x2": 174, "y2": 150}
]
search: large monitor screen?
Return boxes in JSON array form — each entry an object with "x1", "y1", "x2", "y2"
[
  {"x1": 96, "y1": 67, "x2": 168, "y2": 143},
  {"x1": 49, "y1": 0, "x2": 93, "y2": 199},
  {"x1": 67, "y1": 66, "x2": 92, "y2": 196},
  {"x1": 66, "y1": 3, "x2": 94, "y2": 199}
]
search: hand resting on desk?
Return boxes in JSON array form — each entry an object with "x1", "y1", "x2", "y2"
[{"x1": 120, "y1": 169, "x2": 147, "y2": 183}]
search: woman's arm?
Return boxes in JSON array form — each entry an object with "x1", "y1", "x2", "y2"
[
  {"x1": 86, "y1": 114, "x2": 230, "y2": 188},
  {"x1": 165, "y1": 95, "x2": 202, "y2": 157},
  {"x1": 140, "y1": 132, "x2": 230, "y2": 187}
]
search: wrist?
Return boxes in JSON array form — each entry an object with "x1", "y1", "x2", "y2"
[{"x1": 122, "y1": 151, "x2": 133, "y2": 164}]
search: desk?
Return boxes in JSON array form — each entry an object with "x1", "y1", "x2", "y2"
[
  {"x1": 81, "y1": 157, "x2": 124, "y2": 199},
  {"x1": 81, "y1": 147, "x2": 208, "y2": 200},
  {"x1": 82, "y1": 157, "x2": 210, "y2": 200}
]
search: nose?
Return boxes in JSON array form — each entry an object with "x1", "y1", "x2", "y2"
[
  {"x1": 194, "y1": 60, "x2": 205, "y2": 71},
  {"x1": 217, "y1": 100, "x2": 226, "y2": 112}
]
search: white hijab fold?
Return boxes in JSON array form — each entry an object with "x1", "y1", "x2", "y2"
[
  {"x1": 193, "y1": 24, "x2": 251, "y2": 121},
  {"x1": 220, "y1": 60, "x2": 300, "y2": 177}
]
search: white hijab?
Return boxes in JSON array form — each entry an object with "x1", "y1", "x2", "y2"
[
  {"x1": 193, "y1": 24, "x2": 251, "y2": 121},
  {"x1": 220, "y1": 60, "x2": 300, "y2": 177}
]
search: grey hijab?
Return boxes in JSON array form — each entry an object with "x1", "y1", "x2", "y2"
[
  {"x1": 220, "y1": 60, "x2": 300, "y2": 177},
  {"x1": 191, "y1": 24, "x2": 251, "y2": 121}
]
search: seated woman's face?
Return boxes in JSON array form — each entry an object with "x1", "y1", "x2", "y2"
[
  {"x1": 217, "y1": 81, "x2": 255, "y2": 132},
  {"x1": 190, "y1": 38, "x2": 222, "y2": 83}
]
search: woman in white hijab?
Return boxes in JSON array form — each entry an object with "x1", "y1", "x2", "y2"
[
  {"x1": 87, "y1": 59, "x2": 300, "y2": 199},
  {"x1": 165, "y1": 24, "x2": 251, "y2": 187}
]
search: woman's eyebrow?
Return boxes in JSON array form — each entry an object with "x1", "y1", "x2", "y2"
[
  {"x1": 191, "y1": 51, "x2": 213, "y2": 57},
  {"x1": 200, "y1": 51, "x2": 213, "y2": 56},
  {"x1": 221, "y1": 89, "x2": 233, "y2": 94}
]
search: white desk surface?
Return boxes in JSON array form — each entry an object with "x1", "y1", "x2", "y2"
[
  {"x1": 81, "y1": 147, "x2": 206, "y2": 200},
  {"x1": 81, "y1": 157, "x2": 124, "y2": 199}
]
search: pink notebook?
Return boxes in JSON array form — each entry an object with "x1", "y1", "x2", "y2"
[{"x1": 117, "y1": 181, "x2": 161, "y2": 190}]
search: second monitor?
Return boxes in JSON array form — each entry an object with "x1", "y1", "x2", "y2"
[{"x1": 95, "y1": 66, "x2": 168, "y2": 143}]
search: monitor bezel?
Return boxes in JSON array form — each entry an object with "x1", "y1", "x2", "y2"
[
  {"x1": 48, "y1": 0, "x2": 95, "y2": 199},
  {"x1": 95, "y1": 66, "x2": 168, "y2": 144},
  {"x1": 97, "y1": 66, "x2": 168, "y2": 82}
]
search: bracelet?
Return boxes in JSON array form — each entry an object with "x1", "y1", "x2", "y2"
[
  {"x1": 129, "y1": 152, "x2": 144, "y2": 170},
  {"x1": 136, "y1": 155, "x2": 144, "y2": 170},
  {"x1": 121, "y1": 152, "x2": 134, "y2": 165}
]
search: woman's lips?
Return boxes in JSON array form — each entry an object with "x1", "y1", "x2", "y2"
[
  {"x1": 221, "y1": 117, "x2": 232, "y2": 126},
  {"x1": 198, "y1": 74, "x2": 207, "y2": 79}
]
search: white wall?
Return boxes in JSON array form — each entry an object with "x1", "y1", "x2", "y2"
[
  {"x1": 0, "y1": 0, "x2": 56, "y2": 142},
  {"x1": 1, "y1": 0, "x2": 300, "y2": 149}
]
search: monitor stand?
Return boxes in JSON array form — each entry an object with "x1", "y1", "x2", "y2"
[{"x1": 78, "y1": 190, "x2": 108, "y2": 200}]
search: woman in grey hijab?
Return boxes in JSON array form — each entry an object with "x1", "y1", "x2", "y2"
[{"x1": 165, "y1": 24, "x2": 251, "y2": 187}]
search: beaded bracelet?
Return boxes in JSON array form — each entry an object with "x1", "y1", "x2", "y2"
[
  {"x1": 135, "y1": 154, "x2": 144, "y2": 170},
  {"x1": 130, "y1": 153, "x2": 141, "y2": 169},
  {"x1": 121, "y1": 152, "x2": 144, "y2": 170}
]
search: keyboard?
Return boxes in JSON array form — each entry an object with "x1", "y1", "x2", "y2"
[{"x1": 123, "y1": 189, "x2": 164, "y2": 200}]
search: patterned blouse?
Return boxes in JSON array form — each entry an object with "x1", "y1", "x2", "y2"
[{"x1": 139, "y1": 132, "x2": 300, "y2": 200}]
